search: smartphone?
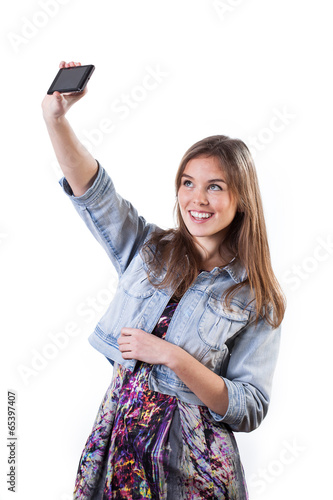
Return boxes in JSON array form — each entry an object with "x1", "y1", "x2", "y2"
[{"x1": 47, "y1": 65, "x2": 95, "y2": 94}]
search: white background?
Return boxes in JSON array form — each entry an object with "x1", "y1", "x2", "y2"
[{"x1": 1, "y1": 1, "x2": 332, "y2": 498}]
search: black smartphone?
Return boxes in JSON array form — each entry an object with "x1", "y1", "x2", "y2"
[{"x1": 47, "y1": 65, "x2": 95, "y2": 95}]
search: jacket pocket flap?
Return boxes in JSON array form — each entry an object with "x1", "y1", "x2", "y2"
[{"x1": 207, "y1": 297, "x2": 250, "y2": 322}]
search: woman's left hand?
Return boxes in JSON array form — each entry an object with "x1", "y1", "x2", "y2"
[{"x1": 118, "y1": 328, "x2": 176, "y2": 365}]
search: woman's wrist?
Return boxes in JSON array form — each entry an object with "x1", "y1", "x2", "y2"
[
  {"x1": 164, "y1": 344, "x2": 186, "y2": 371},
  {"x1": 43, "y1": 113, "x2": 67, "y2": 128}
]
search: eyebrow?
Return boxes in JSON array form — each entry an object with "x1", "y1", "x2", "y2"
[{"x1": 181, "y1": 173, "x2": 227, "y2": 184}]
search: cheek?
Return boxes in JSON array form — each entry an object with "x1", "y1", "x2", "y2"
[
  {"x1": 227, "y1": 203, "x2": 238, "y2": 220},
  {"x1": 177, "y1": 189, "x2": 188, "y2": 210},
  {"x1": 215, "y1": 197, "x2": 237, "y2": 219},
  {"x1": 176, "y1": 192, "x2": 186, "y2": 222}
]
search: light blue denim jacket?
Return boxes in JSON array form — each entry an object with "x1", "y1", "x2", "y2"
[{"x1": 60, "y1": 163, "x2": 281, "y2": 433}]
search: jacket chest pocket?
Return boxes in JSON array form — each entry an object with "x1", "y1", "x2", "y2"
[
  {"x1": 198, "y1": 296, "x2": 250, "y2": 349},
  {"x1": 120, "y1": 265, "x2": 156, "y2": 299},
  {"x1": 103, "y1": 272, "x2": 157, "y2": 338}
]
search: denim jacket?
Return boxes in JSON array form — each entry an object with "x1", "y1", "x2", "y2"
[{"x1": 60, "y1": 163, "x2": 281, "y2": 433}]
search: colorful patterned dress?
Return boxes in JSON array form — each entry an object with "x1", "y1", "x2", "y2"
[{"x1": 73, "y1": 301, "x2": 248, "y2": 499}]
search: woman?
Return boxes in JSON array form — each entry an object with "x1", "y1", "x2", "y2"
[{"x1": 42, "y1": 61, "x2": 285, "y2": 500}]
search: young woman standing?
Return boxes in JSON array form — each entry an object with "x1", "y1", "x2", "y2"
[{"x1": 42, "y1": 61, "x2": 285, "y2": 500}]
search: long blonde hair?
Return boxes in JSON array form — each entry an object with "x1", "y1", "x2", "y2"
[{"x1": 142, "y1": 135, "x2": 286, "y2": 328}]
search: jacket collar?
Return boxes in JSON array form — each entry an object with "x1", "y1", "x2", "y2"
[{"x1": 220, "y1": 257, "x2": 248, "y2": 284}]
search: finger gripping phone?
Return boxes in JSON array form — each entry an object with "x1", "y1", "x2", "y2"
[{"x1": 47, "y1": 65, "x2": 95, "y2": 94}]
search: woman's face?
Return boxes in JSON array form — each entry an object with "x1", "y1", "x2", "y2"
[{"x1": 177, "y1": 156, "x2": 238, "y2": 253}]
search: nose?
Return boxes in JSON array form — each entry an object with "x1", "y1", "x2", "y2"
[{"x1": 193, "y1": 188, "x2": 209, "y2": 205}]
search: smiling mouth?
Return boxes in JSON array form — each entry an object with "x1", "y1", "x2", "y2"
[{"x1": 189, "y1": 210, "x2": 213, "y2": 221}]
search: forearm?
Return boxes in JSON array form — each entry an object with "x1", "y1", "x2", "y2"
[
  {"x1": 118, "y1": 327, "x2": 229, "y2": 417},
  {"x1": 166, "y1": 345, "x2": 229, "y2": 417},
  {"x1": 44, "y1": 116, "x2": 98, "y2": 196}
]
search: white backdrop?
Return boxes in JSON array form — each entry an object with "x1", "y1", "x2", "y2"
[{"x1": 1, "y1": 1, "x2": 332, "y2": 498}]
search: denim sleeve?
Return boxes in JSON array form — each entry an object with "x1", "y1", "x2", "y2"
[
  {"x1": 59, "y1": 162, "x2": 156, "y2": 276},
  {"x1": 209, "y1": 312, "x2": 281, "y2": 433}
]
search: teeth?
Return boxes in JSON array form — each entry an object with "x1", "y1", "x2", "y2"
[{"x1": 190, "y1": 211, "x2": 212, "y2": 219}]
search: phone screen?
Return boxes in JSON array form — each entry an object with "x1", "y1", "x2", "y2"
[{"x1": 47, "y1": 65, "x2": 95, "y2": 94}]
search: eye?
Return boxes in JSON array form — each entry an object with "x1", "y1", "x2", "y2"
[
  {"x1": 209, "y1": 184, "x2": 223, "y2": 191},
  {"x1": 183, "y1": 180, "x2": 193, "y2": 187}
]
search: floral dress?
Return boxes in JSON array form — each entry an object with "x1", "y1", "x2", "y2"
[{"x1": 73, "y1": 300, "x2": 248, "y2": 500}]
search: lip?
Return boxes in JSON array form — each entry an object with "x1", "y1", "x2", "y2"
[{"x1": 188, "y1": 210, "x2": 214, "y2": 223}]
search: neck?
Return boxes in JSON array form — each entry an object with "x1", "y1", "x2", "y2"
[{"x1": 194, "y1": 238, "x2": 234, "y2": 272}]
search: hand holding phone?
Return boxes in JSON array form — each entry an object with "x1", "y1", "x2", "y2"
[
  {"x1": 42, "y1": 62, "x2": 94, "y2": 122},
  {"x1": 47, "y1": 64, "x2": 95, "y2": 94}
]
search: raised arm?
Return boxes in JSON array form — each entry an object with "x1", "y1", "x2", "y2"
[{"x1": 41, "y1": 61, "x2": 98, "y2": 196}]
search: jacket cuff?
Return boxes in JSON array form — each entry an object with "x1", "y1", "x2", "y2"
[
  {"x1": 58, "y1": 161, "x2": 109, "y2": 206},
  {"x1": 208, "y1": 377, "x2": 246, "y2": 426}
]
